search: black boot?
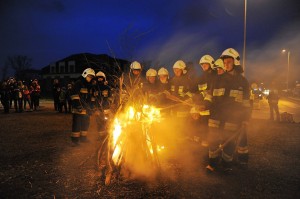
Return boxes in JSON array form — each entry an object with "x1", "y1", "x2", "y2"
[
  {"x1": 71, "y1": 137, "x2": 80, "y2": 146},
  {"x1": 221, "y1": 160, "x2": 233, "y2": 174},
  {"x1": 237, "y1": 153, "x2": 248, "y2": 169},
  {"x1": 206, "y1": 158, "x2": 219, "y2": 173}
]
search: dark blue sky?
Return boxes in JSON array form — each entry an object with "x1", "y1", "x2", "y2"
[{"x1": 0, "y1": 0, "x2": 299, "y2": 81}]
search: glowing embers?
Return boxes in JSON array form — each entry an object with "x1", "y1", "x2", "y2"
[{"x1": 110, "y1": 105, "x2": 163, "y2": 166}]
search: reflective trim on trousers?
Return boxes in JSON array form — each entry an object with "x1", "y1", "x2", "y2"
[
  {"x1": 222, "y1": 151, "x2": 233, "y2": 162},
  {"x1": 71, "y1": 95, "x2": 80, "y2": 100},
  {"x1": 80, "y1": 88, "x2": 88, "y2": 94},
  {"x1": 237, "y1": 146, "x2": 249, "y2": 154},
  {"x1": 81, "y1": 131, "x2": 88, "y2": 137},
  {"x1": 71, "y1": 132, "x2": 80, "y2": 138}
]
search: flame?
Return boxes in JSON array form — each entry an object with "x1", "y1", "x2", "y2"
[{"x1": 110, "y1": 105, "x2": 163, "y2": 165}]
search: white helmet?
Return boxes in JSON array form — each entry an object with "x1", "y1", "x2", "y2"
[
  {"x1": 96, "y1": 71, "x2": 106, "y2": 79},
  {"x1": 199, "y1": 55, "x2": 215, "y2": 68},
  {"x1": 130, "y1": 61, "x2": 142, "y2": 70},
  {"x1": 146, "y1": 68, "x2": 157, "y2": 77},
  {"x1": 213, "y1": 59, "x2": 226, "y2": 71},
  {"x1": 173, "y1": 60, "x2": 187, "y2": 74},
  {"x1": 82, "y1": 68, "x2": 95, "y2": 78},
  {"x1": 220, "y1": 48, "x2": 241, "y2": 66},
  {"x1": 158, "y1": 67, "x2": 169, "y2": 76}
]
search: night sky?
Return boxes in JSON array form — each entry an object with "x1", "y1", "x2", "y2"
[{"x1": 1, "y1": 0, "x2": 299, "y2": 82}]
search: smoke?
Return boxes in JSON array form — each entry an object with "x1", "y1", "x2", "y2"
[
  {"x1": 135, "y1": 31, "x2": 221, "y2": 77},
  {"x1": 245, "y1": 21, "x2": 300, "y2": 86}
]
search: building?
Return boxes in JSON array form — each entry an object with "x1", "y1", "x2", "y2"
[{"x1": 40, "y1": 53, "x2": 130, "y2": 97}]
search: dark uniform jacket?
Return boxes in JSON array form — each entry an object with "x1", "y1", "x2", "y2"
[
  {"x1": 208, "y1": 71, "x2": 251, "y2": 130},
  {"x1": 71, "y1": 77, "x2": 91, "y2": 114}
]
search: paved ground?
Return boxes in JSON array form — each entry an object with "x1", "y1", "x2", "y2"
[{"x1": 0, "y1": 99, "x2": 299, "y2": 198}]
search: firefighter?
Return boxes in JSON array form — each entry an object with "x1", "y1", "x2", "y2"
[
  {"x1": 122, "y1": 61, "x2": 146, "y2": 106},
  {"x1": 222, "y1": 48, "x2": 251, "y2": 169},
  {"x1": 193, "y1": 55, "x2": 217, "y2": 147},
  {"x1": 94, "y1": 71, "x2": 112, "y2": 137},
  {"x1": 70, "y1": 68, "x2": 95, "y2": 145},
  {"x1": 157, "y1": 67, "x2": 170, "y2": 92},
  {"x1": 168, "y1": 60, "x2": 193, "y2": 137},
  {"x1": 123, "y1": 61, "x2": 145, "y2": 91},
  {"x1": 143, "y1": 68, "x2": 159, "y2": 103},
  {"x1": 205, "y1": 58, "x2": 232, "y2": 172},
  {"x1": 206, "y1": 49, "x2": 251, "y2": 172}
]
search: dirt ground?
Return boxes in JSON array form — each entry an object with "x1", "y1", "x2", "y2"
[{"x1": 0, "y1": 102, "x2": 299, "y2": 198}]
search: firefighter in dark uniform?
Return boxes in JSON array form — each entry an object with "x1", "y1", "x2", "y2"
[
  {"x1": 122, "y1": 61, "x2": 146, "y2": 105},
  {"x1": 157, "y1": 67, "x2": 170, "y2": 93},
  {"x1": 123, "y1": 61, "x2": 146, "y2": 91},
  {"x1": 94, "y1": 71, "x2": 112, "y2": 137},
  {"x1": 168, "y1": 60, "x2": 193, "y2": 138},
  {"x1": 206, "y1": 49, "x2": 251, "y2": 172},
  {"x1": 205, "y1": 58, "x2": 232, "y2": 172},
  {"x1": 222, "y1": 48, "x2": 251, "y2": 169},
  {"x1": 143, "y1": 68, "x2": 159, "y2": 104},
  {"x1": 193, "y1": 55, "x2": 216, "y2": 147},
  {"x1": 70, "y1": 68, "x2": 95, "y2": 145},
  {"x1": 156, "y1": 67, "x2": 171, "y2": 109}
]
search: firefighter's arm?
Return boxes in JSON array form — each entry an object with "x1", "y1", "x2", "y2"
[
  {"x1": 70, "y1": 81, "x2": 83, "y2": 112},
  {"x1": 242, "y1": 78, "x2": 252, "y2": 121}
]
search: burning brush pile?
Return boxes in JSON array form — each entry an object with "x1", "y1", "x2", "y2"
[{"x1": 97, "y1": 83, "x2": 166, "y2": 185}]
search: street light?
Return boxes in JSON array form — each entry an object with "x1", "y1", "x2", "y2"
[
  {"x1": 282, "y1": 49, "x2": 290, "y2": 91},
  {"x1": 242, "y1": 0, "x2": 247, "y2": 76}
]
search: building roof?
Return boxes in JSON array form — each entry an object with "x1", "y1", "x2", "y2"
[{"x1": 41, "y1": 53, "x2": 129, "y2": 76}]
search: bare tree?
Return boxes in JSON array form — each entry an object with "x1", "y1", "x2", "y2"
[{"x1": 6, "y1": 55, "x2": 32, "y2": 79}]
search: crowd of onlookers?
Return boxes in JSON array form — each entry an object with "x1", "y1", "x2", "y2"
[{"x1": 0, "y1": 77, "x2": 41, "y2": 113}]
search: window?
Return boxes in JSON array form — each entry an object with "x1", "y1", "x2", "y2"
[
  {"x1": 58, "y1": 62, "x2": 65, "y2": 74},
  {"x1": 68, "y1": 61, "x2": 75, "y2": 73},
  {"x1": 50, "y1": 63, "x2": 56, "y2": 73},
  {"x1": 51, "y1": 66, "x2": 55, "y2": 73},
  {"x1": 60, "y1": 66, "x2": 65, "y2": 73}
]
